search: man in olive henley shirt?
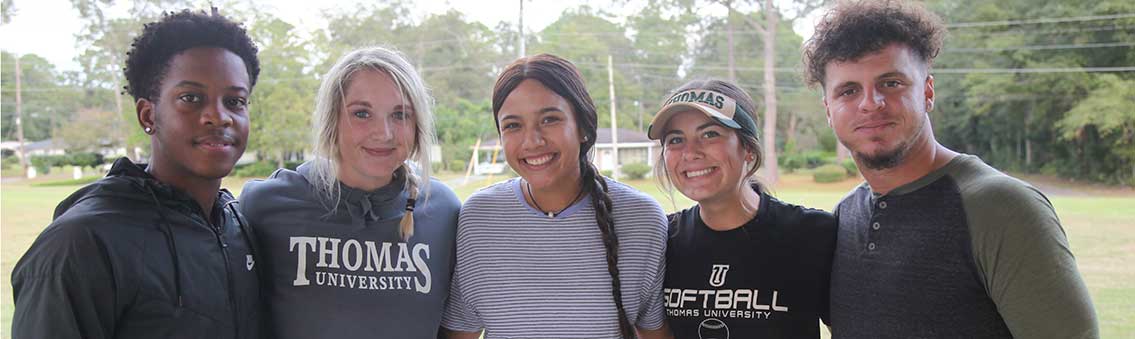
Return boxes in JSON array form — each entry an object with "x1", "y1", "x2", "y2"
[{"x1": 801, "y1": 1, "x2": 1098, "y2": 338}]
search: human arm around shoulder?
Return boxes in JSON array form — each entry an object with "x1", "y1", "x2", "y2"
[
  {"x1": 11, "y1": 217, "x2": 120, "y2": 339},
  {"x1": 966, "y1": 179, "x2": 1099, "y2": 338}
]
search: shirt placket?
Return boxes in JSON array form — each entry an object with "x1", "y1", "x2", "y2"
[{"x1": 866, "y1": 197, "x2": 889, "y2": 253}]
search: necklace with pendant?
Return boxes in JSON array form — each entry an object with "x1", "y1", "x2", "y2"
[{"x1": 526, "y1": 180, "x2": 585, "y2": 218}]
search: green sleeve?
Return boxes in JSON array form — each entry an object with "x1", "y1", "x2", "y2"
[{"x1": 963, "y1": 176, "x2": 1099, "y2": 339}]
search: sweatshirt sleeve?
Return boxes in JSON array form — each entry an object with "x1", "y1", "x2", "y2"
[
  {"x1": 964, "y1": 178, "x2": 1099, "y2": 339},
  {"x1": 11, "y1": 218, "x2": 120, "y2": 339}
]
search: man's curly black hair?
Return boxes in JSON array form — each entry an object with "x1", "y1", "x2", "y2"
[
  {"x1": 124, "y1": 9, "x2": 260, "y2": 101},
  {"x1": 802, "y1": 0, "x2": 945, "y2": 87}
]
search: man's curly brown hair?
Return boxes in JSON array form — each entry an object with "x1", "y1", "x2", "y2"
[{"x1": 802, "y1": 0, "x2": 946, "y2": 87}]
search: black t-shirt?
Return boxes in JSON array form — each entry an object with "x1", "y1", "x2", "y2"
[{"x1": 664, "y1": 191, "x2": 837, "y2": 339}]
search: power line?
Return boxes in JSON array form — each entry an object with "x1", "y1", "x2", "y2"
[
  {"x1": 934, "y1": 66, "x2": 1135, "y2": 74},
  {"x1": 533, "y1": 13, "x2": 1135, "y2": 36},
  {"x1": 950, "y1": 24, "x2": 1135, "y2": 37},
  {"x1": 949, "y1": 41, "x2": 1134, "y2": 52},
  {"x1": 6, "y1": 65, "x2": 1135, "y2": 94},
  {"x1": 946, "y1": 13, "x2": 1135, "y2": 28}
]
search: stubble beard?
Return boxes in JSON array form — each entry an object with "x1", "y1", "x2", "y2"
[{"x1": 852, "y1": 114, "x2": 928, "y2": 171}]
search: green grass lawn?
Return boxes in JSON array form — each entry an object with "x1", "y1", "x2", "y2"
[{"x1": 2, "y1": 173, "x2": 1132, "y2": 338}]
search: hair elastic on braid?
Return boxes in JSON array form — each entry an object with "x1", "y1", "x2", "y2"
[{"x1": 399, "y1": 166, "x2": 420, "y2": 241}]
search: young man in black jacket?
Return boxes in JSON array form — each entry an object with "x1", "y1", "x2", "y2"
[{"x1": 11, "y1": 9, "x2": 263, "y2": 339}]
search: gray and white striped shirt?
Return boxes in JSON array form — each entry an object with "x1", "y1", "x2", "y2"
[{"x1": 442, "y1": 178, "x2": 668, "y2": 338}]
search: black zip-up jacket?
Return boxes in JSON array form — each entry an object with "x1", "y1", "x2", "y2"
[{"x1": 11, "y1": 157, "x2": 262, "y2": 339}]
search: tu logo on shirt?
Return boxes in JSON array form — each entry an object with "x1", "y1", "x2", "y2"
[{"x1": 709, "y1": 264, "x2": 729, "y2": 287}]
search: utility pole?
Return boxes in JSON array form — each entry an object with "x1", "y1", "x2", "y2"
[
  {"x1": 518, "y1": 0, "x2": 525, "y2": 58},
  {"x1": 726, "y1": 0, "x2": 737, "y2": 82},
  {"x1": 635, "y1": 100, "x2": 643, "y2": 131},
  {"x1": 760, "y1": 0, "x2": 779, "y2": 185},
  {"x1": 607, "y1": 55, "x2": 619, "y2": 180},
  {"x1": 15, "y1": 54, "x2": 28, "y2": 176}
]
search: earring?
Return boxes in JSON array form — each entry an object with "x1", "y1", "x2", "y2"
[{"x1": 144, "y1": 127, "x2": 153, "y2": 134}]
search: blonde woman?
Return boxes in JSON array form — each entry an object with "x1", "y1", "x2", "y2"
[{"x1": 240, "y1": 46, "x2": 460, "y2": 338}]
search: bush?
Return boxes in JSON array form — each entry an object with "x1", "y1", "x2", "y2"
[
  {"x1": 449, "y1": 159, "x2": 467, "y2": 172},
  {"x1": 813, "y1": 164, "x2": 848, "y2": 183},
  {"x1": 621, "y1": 162, "x2": 651, "y2": 180},
  {"x1": 2, "y1": 156, "x2": 20, "y2": 170},
  {"x1": 28, "y1": 153, "x2": 107, "y2": 173},
  {"x1": 67, "y1": 152, "x2": 105, "y2": 168},
  {"x1": 232, "y1": 161, "x2": 277, "y2": 178},
  {"x1": 842, "y1": 159, "x2": 859, "y2": 176},
  {"x1": 780, "y1": 151, "x2": 830, "y2": 172},
  {"x1": 30, "y1": 155, "x2": 65, "y2": 174},
  {"x1": 600, "y1": 169, "x2": 614, "y2": 178}
]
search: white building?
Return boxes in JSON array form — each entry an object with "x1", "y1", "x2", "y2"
[{"x1": 470, "y1": 128, "x2": 658, "y2": 175}]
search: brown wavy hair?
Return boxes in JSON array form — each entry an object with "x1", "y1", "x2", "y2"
[
  {"x1": 802, "y1": 0, "x2": 946, "y2": 87},
  {"x1": 653, "y1": 79, "x2": 764, "y2": 196},
  {"x1": 492, "y1": 54, "x2": 634, "y2": 338}
]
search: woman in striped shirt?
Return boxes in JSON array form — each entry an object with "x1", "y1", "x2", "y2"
[{"x1": 442, "y1": 54, "x2": 673, "y2": 339}]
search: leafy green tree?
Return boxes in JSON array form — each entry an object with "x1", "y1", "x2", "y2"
[
  {"x1": 928, "y1": 0, "x2": 1135, "y2": 184},
  {"x1": 528, "y1": 6, "x2": 645, "y2": 130},
  {"x1": 1, "y1": 52, "x2": 79, "y2": 142},
  {"x1": 434, "y1": 99, "x2": 495, "y2": 170},
  {"x1": 2, "y1": 0, "x2": 15, "y2": 24},
  {"x1": 1057, "y1": 75, "x2": 1135, "y2": 184},
  {"x1": 68, "y1": 0, "x2": 195, "y2": 159},
  {"x1": 246, "y1": 14, "x2": 317, "y2": 168},
  {"x1": 413, "y1": 10, "x2": 502, "y2": 108},
  {"x1": 624, "y1": 3, "x2": 693, "y2": 129}
]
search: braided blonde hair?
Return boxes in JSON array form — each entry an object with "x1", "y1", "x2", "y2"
[{"x1": 309, "y1": 46, "x2": 436, "y2": 241}]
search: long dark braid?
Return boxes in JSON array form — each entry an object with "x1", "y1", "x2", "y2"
[
  {"x1": 491, "y1": 54, "x2": 635, "y2": 338},
  {"x1": 581, "y1": 159, "x2": 634, "y2": 338}
]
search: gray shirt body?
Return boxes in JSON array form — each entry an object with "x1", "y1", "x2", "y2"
[
  {"x1": 442, "y1": 178, "x2": 668, "y2": 338},
  {"x1": 831, "y1": 154, "x2": 1098, "y2": 338},
  {"x1": 240, "y1": 162, "x2": 461, "y2": 338}
]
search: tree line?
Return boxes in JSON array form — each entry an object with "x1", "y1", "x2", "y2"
[{"x1": 2, "y1": 0, "x2": 1132, "y2": 184}]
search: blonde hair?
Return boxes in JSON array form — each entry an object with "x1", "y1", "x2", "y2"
[{"x1": 309, "y1": 46, "x2": 436, "y2": 241}]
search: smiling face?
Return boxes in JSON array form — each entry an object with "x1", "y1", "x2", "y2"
[
  {"x1": 138, "y1": 47, "x2": 250, "y2": 181},
  {"x1": 823, "y1": 43, "x2": 936, "y2": 170},
  {"x1": 336, "y1": 69, "x2": 417, "y2": 190},
  {"x1": 661, "y1": 111, "x2": 752, "y2": 203},
  {"x1": 497, "y1": 79, "x2": 583, "y2": 191}
]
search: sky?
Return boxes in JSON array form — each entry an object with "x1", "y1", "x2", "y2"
[{"x1": 0, "y1": 0, "x2": 818, "y2": 72}]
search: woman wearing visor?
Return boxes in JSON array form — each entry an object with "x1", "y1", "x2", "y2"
[{"x1": 649, "y1": 79, "x2": 836, "y2": 338}]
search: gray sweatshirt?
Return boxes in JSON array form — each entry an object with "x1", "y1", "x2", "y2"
[{"x1": 239, "y1": 162, "x2": 460, "y2": 338}]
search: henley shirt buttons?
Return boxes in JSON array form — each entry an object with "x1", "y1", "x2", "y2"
[
  {"x1": 879, "y1": 201, "x2": 888, "y2": 209},
  {"x1": 872, "y1": 222, "x2": 881, "y2": 230},
  {"x1": 868, "y1": 242, "x2": 877, "y2": 250}
]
